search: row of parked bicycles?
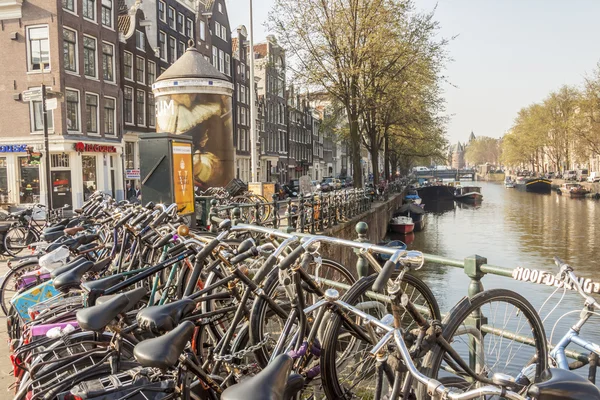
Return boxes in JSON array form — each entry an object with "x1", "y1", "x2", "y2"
[{"x1": 1, "y1": 191, "x2": 599, "y2": 399}]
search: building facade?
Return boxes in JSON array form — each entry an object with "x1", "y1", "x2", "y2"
[
  {"x1": 0, "y1": 0, "x2": 124, "y2": 208},
  {"x1": 287, "y1": 87, "x2": 313, "y2": 179}
]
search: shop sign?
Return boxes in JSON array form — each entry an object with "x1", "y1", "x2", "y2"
[
  {"x1": 74, "y1": 142, "x2": 117, "y2": 153},
  {"x1": 126, "y1": 169, "x2": 141, "y2": 179},
  {"x1": 0, "y1": 144, "x2": 27, "y2": 153}
]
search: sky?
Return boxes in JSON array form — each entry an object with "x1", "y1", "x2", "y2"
[{"x1": 227, "y1": 0, "x2": 600, "y2": 144}]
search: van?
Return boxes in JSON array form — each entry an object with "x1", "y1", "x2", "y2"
[
  {"x1": 565, "y1": 170, "x2": 577, "y2": 181},
  {"x1": 577, "y1": 169, "x2": 589, "y2": 182},
  {"x1": 587, "y1": 172, "x2": 600, "y2": 183}
]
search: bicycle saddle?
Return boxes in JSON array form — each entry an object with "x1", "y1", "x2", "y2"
[
  {"x1": 75, "y1": 242, "x2": 98, "y2": 254},
  {"x1": 64, "y1": 226, "x2": 84, "y2": 236},
  {"x1": 42, "y1": 230, "x2": 64, "y2": 243},
  {"x1": 81, "y1": 274, "x2": 124, "y2": 293},
  {"x1": 528, "y1": 368, "x2": 600, "y2": 400},
  {"x1": 50, "y1": 256, "x2": 87, "y2": 278},
  {"x1": 77, "y1": 293, "x2": 129, "y2": 331},
  {"x1": 53, "y1": 261, "x2": 94, "y2": 292},
  {"x1": 96, "y1": 286, "x2": 147, "y2": 313},
  {"x1": 0, "y1": 223, "x2": 11, "y2": 233},
  {"x1": 43, "y1": 225, "x2": 66, "y2": 234},
  {"x1": 90, "y1": 257, "x2": 111, "y2": 273},
  {"x1": 221, "y1": 354, "x2": 293, "y2": 400},
  {"x1": 133, "y1": 321, "x2": 195, "y2": 370},
  {"x1": 136, "y1": 298, "x2": 196, "y2": 334}
]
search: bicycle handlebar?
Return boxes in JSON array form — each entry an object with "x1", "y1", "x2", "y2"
[{"x1": 554, "y1": 256, "x2": 600, "y2": 309}]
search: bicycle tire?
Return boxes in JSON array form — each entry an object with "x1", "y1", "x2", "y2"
[
  {"x1": 0, "y1": 260, "x2": 39, "y2": 316},
  {"x1": 320, "y1": 273, "x2": 441, "y2": 399},
  {"x1": 249, "y1": 258, "x2": 355, "y2": 368},
  {"x1": 418, "y1": 288, "x2": 548, "y2": 399},
  {"x1": 3, "y1": 225, "x2": 29, "y2": 256}
]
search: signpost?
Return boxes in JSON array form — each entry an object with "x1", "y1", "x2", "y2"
[{"x1": 22, "y1": 88, "x2": 42, "y2": 102}]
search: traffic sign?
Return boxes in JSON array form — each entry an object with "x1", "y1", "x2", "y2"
[
  {"x1": 22, "y1": 88, "x2": 42, "y2": 102},
  {"x1": 46, "y1": 98, "x2": 57, "y2": 110}
]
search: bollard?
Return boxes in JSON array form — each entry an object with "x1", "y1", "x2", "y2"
[
  {"x1": 272, "y1": 194, "x2": 279, "y2": 229},
  {"x1": 332, "y1": 192, "x2": 338, "y2": 226},
  {"x1": 232, "y1": 207, "x2": 242, "y2": 226},
  {"x1": 464, "y1": 254, "x2": 488, "y2": 371},
  {"x1": 298, "y1": 194, "x2": 305, "y2": 233},
  {"x1": 355, "y1": 222, "x2": 370, "y2": 278},
  {"x1": 209, "y1": 199, "x2": 219, "y2": 233}
]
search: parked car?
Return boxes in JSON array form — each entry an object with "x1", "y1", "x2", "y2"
[
  {"x1": 345, "y1": 177, "x2": 354, "y2": 188},
  {"x1": 332, "y1": 178, "x2": 342, "y2": 190},
  {"x1": 577, "y1": 169, "x2": 589, "y2": 182},
  {"x1": 545, "y1": 172, "x2": 555, "y2": 179},
  {"x1": 588, "y1": 172, "x2": 600, "y2": 183},
  {"x1": 320, "y1": 177, "x2": 334, "y2": 192},
  {"x1": 565, "y1": 170, "x2": 577, "y2": 181}
]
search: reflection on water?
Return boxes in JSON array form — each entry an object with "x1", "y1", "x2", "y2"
[{"x1": 387, "y1": 181, "x2": 600, "y2": 379}]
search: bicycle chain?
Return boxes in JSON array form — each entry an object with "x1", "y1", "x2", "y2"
[{"x1": 212, "y1": 333, "x2": 272, "y2": 363}]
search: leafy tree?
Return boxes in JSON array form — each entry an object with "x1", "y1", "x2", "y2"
[{"x1": 464, "y1": 136, "x2": 501, "y2": 166}]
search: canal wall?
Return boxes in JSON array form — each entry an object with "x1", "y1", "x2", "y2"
[
  {"x1": 320, "y1": 191, "x2": 405, "y2": 272},
  {"x1": 477, "y1": 172, "x2": 505, "y2": 182}
]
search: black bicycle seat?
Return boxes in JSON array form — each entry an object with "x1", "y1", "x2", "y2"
[
  {"x1": 76, "y1": 293, "x2": 129, "y2": 331},
  {"x1": 0, "y1": 223, "x2": 11, "y2": 234},
  {"x1": 136, "y1": 298, "x2": 196, "y2": 334},
  {"x1": 96, "y1": 286, "x2": 147, "y2": 313},
  {"x1": 221, "y1": 354, "x2": 293, "y2": 400},
  {"x1": 53, "y1": 261, "x2": 94, "y2": 292},
  {"x1": 50, "y1": 256, "x2": 87, "y2": 279},
  {"x1": 42, "y1": 231, "x2": 64, "y2": 243},
  {"x1": 75, "y1": 242, "x2": 97, "y2": 254},
  {"x1": 528, "y1": 368, "x2": 600, "y2": 400},
  {"x1": 133, "y1": 321, "x2": 195, "y2": 370},
  {"x1": 90, "y1": 257, "x2": 111, "y2": 273},
  {"x1": 81, "y1": 274, "x2": 124, "y2": 293}
]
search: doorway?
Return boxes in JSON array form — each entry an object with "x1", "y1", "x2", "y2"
[{"x1": 51, "y1": 170, "x2": 72, "y2": 208}]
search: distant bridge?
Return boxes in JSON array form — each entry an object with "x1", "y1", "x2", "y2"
[{"x1": 413, "y1": 169, "x2": 476, "y2": 180}]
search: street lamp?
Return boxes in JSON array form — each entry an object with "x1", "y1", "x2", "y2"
[{"x1": 248, "y1": 0, "x2": 258, "y2": 183}]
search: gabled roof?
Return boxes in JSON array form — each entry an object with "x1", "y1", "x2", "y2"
[
  {"x1": 156, "y1": 46, "x2": 228, "y2": 82},
  {"x1": 254, "y1": 43, "x2": 268, "y2": 58}
]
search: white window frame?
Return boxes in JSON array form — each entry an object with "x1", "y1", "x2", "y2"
[
  {"x1": 212, "y1": 46, "x2": 218, "y2": 68},
  {"x1": 101, "y1": 0, "x2": 113, "y2": 28},
  {"x1": 124, "y1": 86, "x2": 134, "y2": 125},
  {"x1": 218, "y1": 49, "x2": 224, "y2": 73},
  {"x1": 104, "y1": 96, "x2": 117, "y2": 136},
  {"x1": 63, "y1": 28, "x2": 78, "y2": 74},
  {"x1": 225, "y1": 53, "x2": 230, "y2": 76},
  {"x1": 136, "y1": 89, "x2": 146, "y2": 127},
  {"x1": 147, "y1": 93, "x2": 156, "y2": 128},
  {"x1": 62, "y1": 0, "x2": 77, "y2": 16},
  {"x1": 178, "y1": 41, "x2": 185, "y2": 59},
  {"x1": 26, "y1": 25, "x2": 50, "y2": 73},
  {"x1": 218, "y1": 2, "x2": 223, "y2": 13},
  {"x1": 148, "y1": 60, "x2": 156, "y2": 85},
  {"x1": 65, "y1": 87, "x2": 82, "y2": 134},
  {"x1": 159, "y1": 31, "x2": 167, "y2": 61},
  {"x1": 135, "y1": 30, "x2": 145, "y2": 51},
  {"x1": 186, "y1": 18, "x2": 193, "y2": 39},
  {"x1": 168, "y1": 36, "x2": 176, "y2": 63},
  {"x1": 83, "y1": 0, "x2": 96, "y2": 23},
  {"x1": 177, "y1": 12, "x2": 184, "y2": 34},
  {"x1": 215, "y1": 21, "x2": 221, "y2": 39},
  {"x1": 85, "y1": 92, "x2": 100, "y2": 136},
  {"x1": 221, "y1": 25, "x2": 226, "y2": 42},
  {"x1": 158, "y1": 0, "x2": 166, "y2": 22},
  {"x1": 101, "y1": 41, "x2": 115, "y2": 83},
  {"x1": 123, "y1": 50, "x2": 133, "y2": 81},
  {"x1": 29, "y1": 86, "x2": 54, "y2": 134},
  {"x1": 82, "y1": 34, "x2": 98, "y2": 79},
  {"x1": 136, "y1": 55, "x2": 145, "y2": 84},
  {"x1": 199, "y1": 20, "x2": 206, "y2": 41},
  {"x1": 168, "y1": 6, "x2": 175, "y2": 30}
]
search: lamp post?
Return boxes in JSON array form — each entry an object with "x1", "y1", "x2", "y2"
[{"x1": 248, "y1": 0, "x2": 258, "y2": 183}]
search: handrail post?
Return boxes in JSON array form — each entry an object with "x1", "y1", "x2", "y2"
[
  {"x1": 464, "y1": 254, "x2": 487, "y2": 371},
  {"x1": 271, "y1": 194, "x2": 279, "y2": 229},
  {"x1": 298, "y1": 193, "x2": 305, "y2": 233},
  {"x1": 232, "y1": 207, "x2": 242, "y2": 226},
  {"x1": 285, "y1": 197, "x2": 294, "y2": 233},
  {"x1": 355, "y1": 221, "x2": 369, "y2": 278},
  {"x1": 310, "y1": 195, "x2": 316, "y2": 234},
  {"x1": 209, "y1": 199, "x2": 219, "y2": 233}
]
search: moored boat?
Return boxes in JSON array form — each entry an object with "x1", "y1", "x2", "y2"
[
  {"x1": 515, "y1": 178, "x2": 552, "y2": 193},
  {"x1": 557, "y1": 183, "x2": 590, "y2": 198},
  {"x1": 394, "y1": 203, "x2": 426, "y2": 232},
  {"x1": 389, "y1": 216, "x2": 415, "y2": 234},
  {"x1": 453, "y1": 186, "x2": 483, "y2": 202},
  {"x1": 404, "y1": 189, "x2": 422, "y2": 205},
  {"x1": 505, "y1": 178, "x2": 515, "y2": 188}
]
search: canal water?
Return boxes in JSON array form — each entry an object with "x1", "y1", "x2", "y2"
[{"x1": 388, "y1": 181, "x2": 600, "y2": 376}]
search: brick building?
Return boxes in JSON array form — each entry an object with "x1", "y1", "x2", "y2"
[{"x1": 231, "y1": 26, "x2": 251, "y2": 182}]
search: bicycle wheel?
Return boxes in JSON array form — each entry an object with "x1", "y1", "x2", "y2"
[
  {"x1": 4, "y1": 225, "x2": 30, "y2": 256},
  {"x1": 320, "y1": 273, "x2": 440, "y2": 399},
  {"x1": 249, "y1": 258, "x2": 356, "y2": 368},
  {"x1": 0, "y1": 260, "x2": 39, "y2": 315},
  {"x1": 419, "y1": 288, "x2": 548, "y2": 399}
]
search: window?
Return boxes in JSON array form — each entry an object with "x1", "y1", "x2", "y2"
[
  {"x1": 85, "y1": 93, "x2": 98, "y2": 134},
  {"x1": 212, "y1": 46, "x2": 218, "y2": 67},
  {"x1": 83, "y1": 0, "x2": 95, "y2": 20},
  {"x1": 177, "y1": 12, "x2": 184, "y2": 34},
  {"x1": 178, "y1": 41, "x2": 185, "y2": 59},
  {"x1": 168, "y1": 7, "x2": 175, "y2": 29},
  {"x1": 168, "y1": 37, "x2": 176, "y2": 63},
  {"x1": 218, "y1": 2, "x2": 222, "y2": 13},
  {"x1": 20, "y1": 157, "x2": 40, "y2": 204},
  {"x1": 236, "y1": 83, "x2": 240, "y2": 101},
  {"x1": 66, "y1": 89, "x2": 80, "y2": 131},
  {"x1": 186, "y1": 18, "x2": 193, "y2": 38},
  {"x1": 102, "y1": 42, "x2": 114, "y2": 81},
  {"x1": 159, "y1": 32, "x2": 167, "y2": 60},
  {"x1": 136, "y1": 56, "x2": 145, "y2": 83},
  {"x1": 218, "y1": 49, "x2": 224, "y2": 73},
  {"x1": 63, "y1": 0, "x2": 75, "y2": 13},
  {"x1": 63, "y1": 29, "x2": 77, "y2": 72},
  {"x1": 136, "y1": 89, "x2": 146, "y2": 126},
  {"x1": 215, "y1": 22, "x2": 221, "y2": 39},
  {"x1": 221, "y1": 25, "x2": 226, "y2": 41},
  {"x1": 30, "y1": 96, "x2": 54, "y2": 132},
  {"x1": 135, "y1": 30, "x2": 145, "y2": 50},
  {"x1": 158, "y1": 1, "x2": 165, "y2": 22},
  {"x1": 101, "y1": 0, "x2": 112, "y2": 27},
  {"x1": 83, "y1": 36, "x2": 97, "y2": 78},
  {"x1": 123, "y1": 51, "x2": 133, "y2": 80},
  {"x1": 27, "y1": 26, "x2": 50, "y2": 72},
  {"x1": 148, "y1": 61, "x2": 156, "y2": 84},
  {"x1": 104, "y1": 97, "x2": 115, "y2": 135},
  {"x1": 240, "y1": 86, "x2": 245, "y2": 105},
  {"x1": 240, "y1": 63, "x2": 245, "y2": 80},
  {"x1": 199, "y1": 20, "x2": 206, "y2": 41},
  {"x1": 125, "y1": 142, "x2": 135, "y2": 169},
  {"x1": 82, "y1": 156, "x2": 97, "y2": 200},
  {"x1": 124, "y1": 86, "x2": 133, "y2": 124},
  {"x1": 147, "y1": 93, "x2": 155, "y2": 127},
  {"x1": 225, "y1": 53, "x2": 230, "y2": 76}
]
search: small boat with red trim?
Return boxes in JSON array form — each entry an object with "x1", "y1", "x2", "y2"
[
  {"x1": 557, "y1": 183, "x2": 590, "y2": 198},
  {"x1": 453, "y1": 185, "x2": 483, "y2": 203},
  {"x1": 389, "y1": 216, "x2": 415, "y2": 234}
]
